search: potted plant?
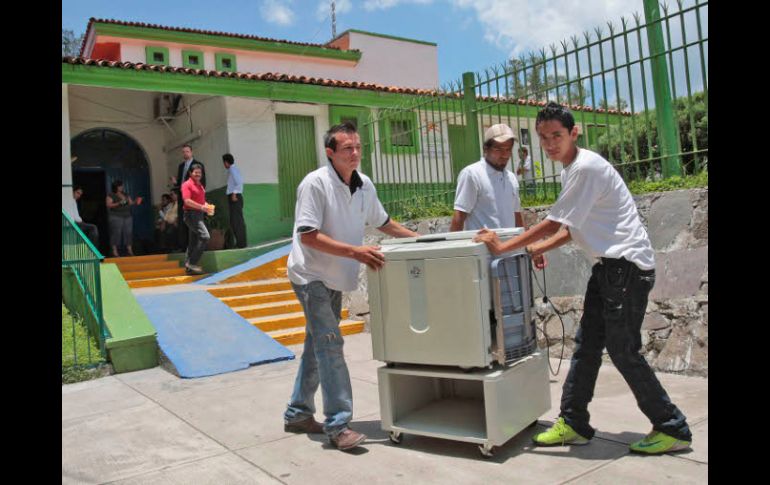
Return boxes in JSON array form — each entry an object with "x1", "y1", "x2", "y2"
[{"x1": 205, "y1": 208, "x2": 229, "y2": 251}]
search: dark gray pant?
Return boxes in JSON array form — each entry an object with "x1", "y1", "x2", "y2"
[
  {"x1": 228, "y1": 194, "x2": 247, "y2": 248},
  {"x1": 183, "y1": 211, "x2": 210, "y2": 266},
  {"x1": 76, "y1": 222, "x2": 99, "y2": 248},
  {"x1": 560, "y1": 258, "x2": 691, "y2": 441}
]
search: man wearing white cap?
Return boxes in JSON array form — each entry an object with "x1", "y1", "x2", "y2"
[{"x1": 450, "y1": 123, "x2": 524, "y2": 232}]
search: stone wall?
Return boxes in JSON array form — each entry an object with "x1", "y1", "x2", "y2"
[{"x1": 344, "y1": 188, "x2": 708, "y2": 377}]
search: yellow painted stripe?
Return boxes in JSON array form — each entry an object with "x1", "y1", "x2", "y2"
[
  {"x1": 249, "y1": 309, "x2": 350, "y2": 333},
  {"x1": 127, "y1": 274, "x2": 206, "y2": 288},
  {"x1": 218, "y1": 290, "x2": 297, "y2": 307},
  {"x1": 122, "y1": 268, "x2": 188, "y2": 280},
  {"x1": 103, "y1": 254, "x2": 169, "y2": 264},
  {"x1": 236, "y1": 301, "x2": 303, "y2": 319},
  {"x1": 271, "y1": 320, "x2": 365, "y2": 346},
  {"x1": 114, "y1": 260, "x2": 181, "y2": 272},
  {"x1": 207, "y1": 280, "x2": 292, "y2": 298},
  {"x1": 220, "y1": 255, "x2": 289, "y2": 284}
]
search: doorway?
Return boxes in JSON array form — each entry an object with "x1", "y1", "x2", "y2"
[{"x1": 71, "y1": 128, "x2": 154, "y2": 254}]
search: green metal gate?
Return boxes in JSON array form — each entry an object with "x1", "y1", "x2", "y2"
[{"x1": 276, "y1": 114, "x2": 318, "y2": 218}]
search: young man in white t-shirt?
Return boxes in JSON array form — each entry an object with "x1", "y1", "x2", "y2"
[
  {"x1": 516, "y1": 146, "x2": 536, "y2": 197},
  {"x1": 474, "y1": 102, "x2": 692, "y2": 455},
  {"x1": 283, "y1": 122, "x2": 418, "y2": 451}
]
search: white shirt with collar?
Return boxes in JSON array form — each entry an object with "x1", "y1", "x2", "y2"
[
  {"x1": 453, "y1": 158, "x2": 521, "y2": 230},
  {"x1": 546, "y1": 148, "x2": 655, "y2": 270},
  {"x1": 63, "y1": 194, "x2": 82, "y2": 223},
  {"x1": 226, "y1": 163, "x2": 243, "y2": 195},
  {"x1": 287, "y1": 164, "x2": 389, "y2": 292}
]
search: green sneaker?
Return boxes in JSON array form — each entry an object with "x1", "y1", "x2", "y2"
[
  {"x1": 532, "y1": 417, "x2": 590, "y2": 446},
  {"x1": 629, "y1": 430, "x2": 691, "y2": 454}
]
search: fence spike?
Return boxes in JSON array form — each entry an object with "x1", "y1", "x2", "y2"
[
  {"x1": 571, "y1": 34, "x2": 580, "y2": 48},
  {"x1": 633, "y1": 11, "x2": 642, "y2": 25},
  {"x1": 607, "y1": 21, "x2": 615, "y2": 35},
  {"x1": 583, "y1": 30, "x2": 592, "y2": 43},
  {"x1": 561, "y1": 39, "x2": 569, "y2": 53},
  {"x1": 594, "y1": 26, "x2": 604, "y2": 39}
]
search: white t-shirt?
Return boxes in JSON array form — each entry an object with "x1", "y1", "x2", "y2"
[
  {"x1": 454, "y1": 159, "x2": 521, "y2": 230},
  {"x1": 287, "y1": 164, "x2": 389, "y2": 292},
  {"x1": 546, "y1": 148, "x2": 655, "y2": 270},
  {"x1": 520, "y1": 156, "x2": 534, "y2": 182},
  {"x1": 63, "y1": 194, "x2": 82, "y2": 223}
]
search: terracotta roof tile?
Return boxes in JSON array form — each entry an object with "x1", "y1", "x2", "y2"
[
  {"x1": 62, "y1": 56, "x2": 632, "y2": 116},
  {"x1": 81, "y1": 18, "x2": 359, "y2": 58}
]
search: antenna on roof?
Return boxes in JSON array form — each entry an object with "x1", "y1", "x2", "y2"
[{"x1": 331, "y1": 0, "x2": 337, "y2": 38}]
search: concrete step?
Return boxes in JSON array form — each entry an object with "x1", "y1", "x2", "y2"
[
  {"x1": 114, "y1": 260, "x2": 181, "y2": 272},
  {"x1": 207, "y1": 279, "x2": 292, "y2": 298},
  {"x1": 103, "y1": 254, "x2": 169, "y2": 264},
  {"x1": 248, "y1": 309, "x2": 351, "y2": 333},
  {"x1": 269, "y1": 319, "x2": 365, "y2": 346},
  {"x1": 218, "y1": 290, "x2": 297, "y2": 308},
  {"x1": 234, "y1": 300, "x2": 303, "y2": 319},
  {"x1": 127, "y1": 274, "x2": 207, "y2": 289},
  {"x1": 122, "y1": 267, "x2": 188, "y2": 281}
]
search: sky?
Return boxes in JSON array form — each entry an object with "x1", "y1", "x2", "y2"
[{"x1": 62, "y1": 0, "x2": 672, "y2": 89}]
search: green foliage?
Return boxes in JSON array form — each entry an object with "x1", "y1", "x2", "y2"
[
  {"x1": 627, "y1": 171, "x2": 708, "y2": 195},
  {"x1": 595, "y1": 91, "x2": 708, "y2": 178},
  {"x1": 62, "y1": 303, "x2": 107, "y2": 384},
  {"x1": 398, "y1": 198, "x2": 454, "y2": 221}
]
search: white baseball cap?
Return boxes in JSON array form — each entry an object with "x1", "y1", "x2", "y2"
[{"x1": 484, "y1": 124, "x2": 516, "y2": 144}]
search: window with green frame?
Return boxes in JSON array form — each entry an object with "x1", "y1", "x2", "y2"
[
  {"x1": 145, "y1": 46, "x2": 169, "y2": 65},
  {"x1": 215, "y1": 53, "x2": 237, "y2": 72},
  {"x1": 378, "y1": 112, "x2": 420, "y2": 155},
  {"x1": 182, "y1": 50, "x2": 204, "y2": 69}
]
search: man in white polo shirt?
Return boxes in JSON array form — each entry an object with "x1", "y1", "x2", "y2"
[
  {"x1": 450, "y1": 123, "x2": 524, "y2": 231},
  {"x1": 474, "y1": 102, "x2": 692, "y2": 455},
  {"x1": 283, "y1": 122, "x2": 418, "y2": 452}
]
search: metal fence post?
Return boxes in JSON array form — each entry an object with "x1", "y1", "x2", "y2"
[
  {"x1": 462, "y1": 72, "x2": 482, "y2": 167},
  {"x1": 643, "y1": 0, "x2": 682, "y2": 177}
]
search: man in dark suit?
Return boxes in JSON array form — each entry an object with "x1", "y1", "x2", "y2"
[{"x1": 171, "y1": 144, "x2": 206, "y2": 251}]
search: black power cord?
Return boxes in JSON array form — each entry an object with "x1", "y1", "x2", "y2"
[{"x1": 530, "y1": 262, "x2": 566, "y2": 376}]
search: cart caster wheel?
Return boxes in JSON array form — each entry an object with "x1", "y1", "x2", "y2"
[
  {"x1": 527, "y1": 420, "x2": 539, "y2": 429},
  {"x1": 479, "y1": 444, "x2": 495, "y2": 458},
  {"x1": 389, "y1": 431, "x2": 402, "y2": 444}
]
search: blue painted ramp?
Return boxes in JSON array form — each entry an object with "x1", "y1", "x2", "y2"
[
  {"x1": 135, "y1": 291, "x2": 295, "y2": 378},
  {"x1": 195, "y1": 241, "x2": 292, "y2": 285}
]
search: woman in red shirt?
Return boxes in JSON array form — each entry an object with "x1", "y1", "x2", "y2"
[{"x1": 181, "y1": 163, "x2": 214, "y2": 274}]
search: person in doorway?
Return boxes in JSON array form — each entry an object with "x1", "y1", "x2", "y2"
[
  {"x1": 450, "y1": 123, "x2": 525, "y2": 231},
  {"x1": 516, "y1": 146, "x2": 536, "y2": 197},
  {"x1": 222, "y1": 153, "x2": 247, "y2": 248},
  {"x1": 106, "y1": 180, "x2": 141, "y2": 257},
  {"x1": 171, "y1": 144, "x2": 206, "y2": 252},
  {"x1": 64, "y1": 186, "x2": 99, "y2": 247},
  {"x1": 181, "y1": 163, "x2": 213, "y2": 275},
  {"x1": 474, "y1": 102, "x2": 692, "y2": 455},
  {"x1": 283, "y1": 122, "x2": 418, "y2": 451}
]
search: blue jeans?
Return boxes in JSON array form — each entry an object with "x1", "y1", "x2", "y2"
[
  {"x1": 284, "y1": 281, "x2": 353, "y2": 438},
  {"x1": 560, "y1": 258, "x2": 692, "y2": 441}
]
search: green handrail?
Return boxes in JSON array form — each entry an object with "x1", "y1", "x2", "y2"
[{"x1": 61, "y1": 210, "x2": 107, "y2": 357}]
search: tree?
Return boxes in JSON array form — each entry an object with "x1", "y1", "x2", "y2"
[
  {"x1": 598, "y1": 98, "x2": 629, "y2": 111},
  {"x1": 62, "y1": 29, "x2": 84, "y2": 57},
  {"x1": 507, "y1": 55, "x2": 591, "y2": 105}
]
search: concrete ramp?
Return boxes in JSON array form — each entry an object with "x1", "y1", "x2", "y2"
[
  {"x1": 195, "y1": 243, "x2": 291, "y2": 285},
  {"x1": 135, "y1": 291, "x2": 295, "y2": 378}
]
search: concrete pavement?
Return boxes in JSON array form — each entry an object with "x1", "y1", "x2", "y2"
[{"x1": 62, "y1": 333, "x2": 708, "y2": 484}]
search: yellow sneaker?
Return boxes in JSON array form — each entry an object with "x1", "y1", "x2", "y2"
[
  {"x1": 629, "y1": 430, "x2": 691, "y2": 454},
  {"x1": 532, "y1": 417, "x2": 590, "y2": 446}
]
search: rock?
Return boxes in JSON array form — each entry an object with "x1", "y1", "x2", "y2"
[
  {"x1": 647, "y1": 190, "x2": 693, "y2": 250},
  {"x1": 650, "y1": 247, "x2": 708, "y2": 300},
  {"x1": 643, "y1": 312, "x2": 670, "y2": 330}
]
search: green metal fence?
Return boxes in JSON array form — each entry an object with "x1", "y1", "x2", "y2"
[
  {"x1": 364, "y1": 0, "x2": 707, "y2": 219},
  {"x1": 62, "y1": 210, "x2": 107, "y2": 367}
]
